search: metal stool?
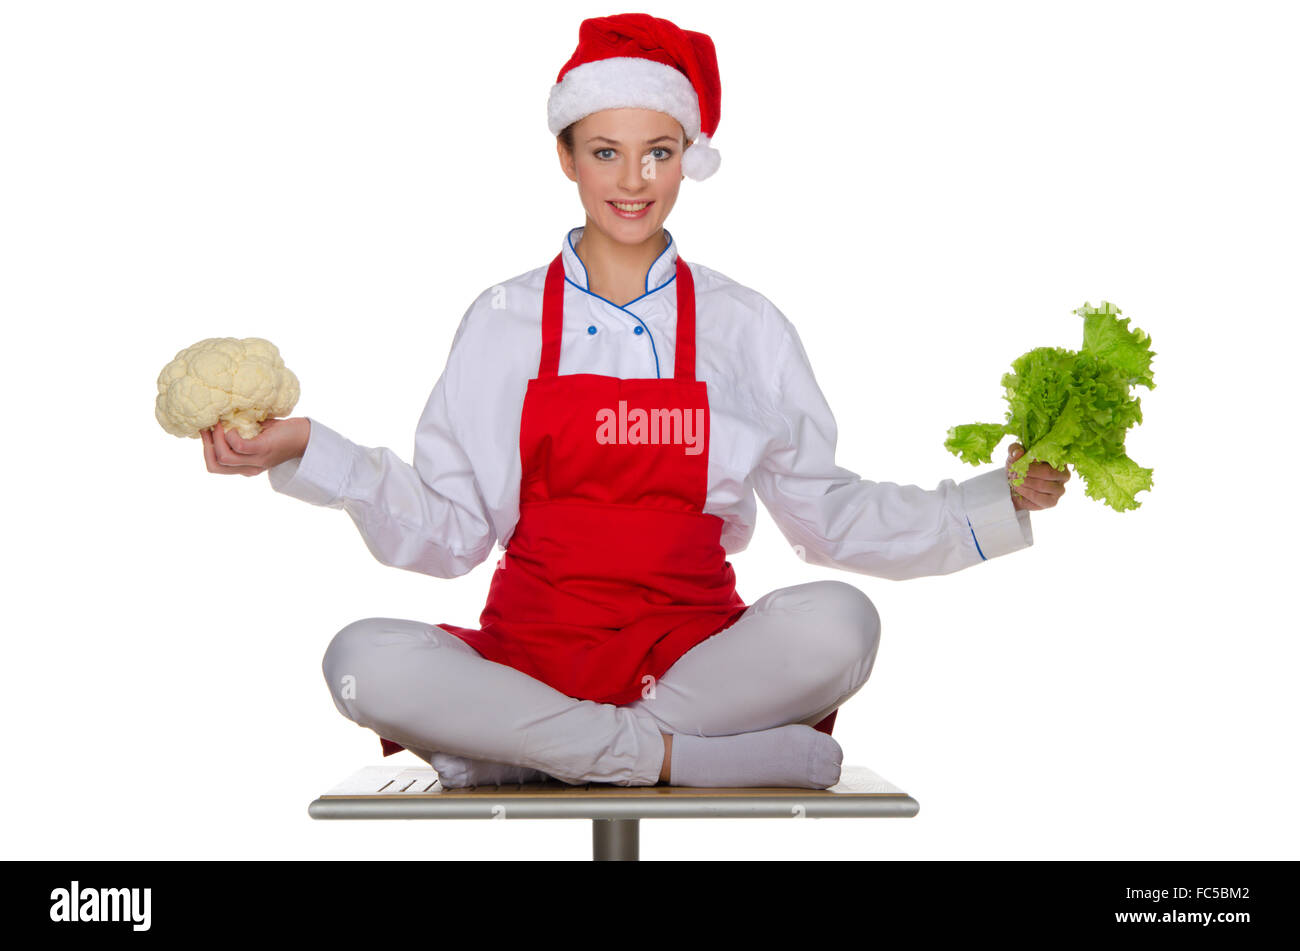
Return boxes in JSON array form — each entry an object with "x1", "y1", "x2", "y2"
[{"x1": 309, "y1": 764, "x2": 919, "y2": 860}]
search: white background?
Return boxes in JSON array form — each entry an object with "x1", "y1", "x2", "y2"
[{"x1": 2, "y1": 0, "x2": 1296, "y2": 862}]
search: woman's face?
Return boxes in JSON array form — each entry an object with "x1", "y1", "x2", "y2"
[{"x1": 558, "y1": 108, "x2": 688, "y2": 244}]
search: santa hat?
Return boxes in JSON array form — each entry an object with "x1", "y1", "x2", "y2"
[{"x1": 546, "y1": 13, "x2": 723, "y2": 181}]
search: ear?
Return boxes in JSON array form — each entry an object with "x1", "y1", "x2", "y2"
[{"x1": 556, "y1": 138, "x2": 578, "y2": 183}]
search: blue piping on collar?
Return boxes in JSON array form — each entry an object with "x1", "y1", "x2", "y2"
[
  {"x1": 562, "y1": 226, "x2": 678, "y2": 379},
  {"x1": 645, "y1": 229, "x2": 673, "y2": 294},
  {"x1": 966, "y1": 516, "x2": 987, "y2": 561},
  {"x1": 565, "y1": 226, "x2": 676, "y2": 296}
]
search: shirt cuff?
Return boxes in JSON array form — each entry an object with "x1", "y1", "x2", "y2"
[
  {"x1": 958, "y1": 467, "x2": 1033, "y2": 561},
  {"x1": 266, "y1": 416, "x2": 352, "y2": 507}
]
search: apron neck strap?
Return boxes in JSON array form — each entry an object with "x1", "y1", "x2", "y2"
[
  {"x1": 672, "y1": 257, "x2": 697, "y2": 382},
  {"x1": 538, "y1": 252, "x2": 696, "y2": 382}
]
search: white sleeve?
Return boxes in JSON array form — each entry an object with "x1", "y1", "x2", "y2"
[
  {"x1": 265, "y1": 311, "x2": 496, "y2": 579},
  {"x1": 751, "y1": 316, "x2": 1032, "y2": 581}
]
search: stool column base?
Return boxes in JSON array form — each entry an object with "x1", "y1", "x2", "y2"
[{"x1": 592, "y1": 818, "x2": 639, "y2": 861}]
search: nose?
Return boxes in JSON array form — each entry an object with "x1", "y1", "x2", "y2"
[{"x1": 621, "y1": 154, "x2": 654, "y2": 190}]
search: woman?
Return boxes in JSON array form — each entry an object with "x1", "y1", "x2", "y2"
[{"x1": 201, "y1": 13, "x2": 1068, "y2": 789}]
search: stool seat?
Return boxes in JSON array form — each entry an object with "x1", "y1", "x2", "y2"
[{"x1": 309, "y1": 764, "x2": 920, "y2": 860}]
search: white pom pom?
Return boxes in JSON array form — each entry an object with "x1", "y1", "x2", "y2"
[{"x1": 681, "y1": 132, "x2": 721, "y2": 181}]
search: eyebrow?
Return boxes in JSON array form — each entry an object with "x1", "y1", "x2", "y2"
[{"x1": 585, "y1": 135, "x2": 679, "y2": 145}]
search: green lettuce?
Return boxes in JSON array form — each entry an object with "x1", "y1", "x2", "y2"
[{"x1": 944, "y1": 301, "x2": 1155, "y2": 512}]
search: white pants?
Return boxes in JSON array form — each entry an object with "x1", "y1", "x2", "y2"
[{"x1": 322, "y1": 579, "x2": 881, "y2": 786}]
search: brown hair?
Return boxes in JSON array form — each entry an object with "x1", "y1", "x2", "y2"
[{"x1": 558, "y1": 122, "x2": 577, "y2": 154}]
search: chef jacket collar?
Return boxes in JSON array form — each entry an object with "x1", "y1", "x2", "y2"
[{"x1": 561, "y1": 226, "x2": 679, "y2": 302}]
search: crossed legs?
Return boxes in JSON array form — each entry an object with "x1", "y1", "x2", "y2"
[{"x1": 321, "y1": 579, "x2": 881, "y2": 787}]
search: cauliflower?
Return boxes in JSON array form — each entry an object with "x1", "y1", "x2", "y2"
[{"x1": 155, "y1": 336, "x2": 300, "y2": 439}]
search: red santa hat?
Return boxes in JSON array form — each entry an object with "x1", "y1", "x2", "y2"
[{"x1": 547, "y1": 13, "x2": 723, "y2": 181}]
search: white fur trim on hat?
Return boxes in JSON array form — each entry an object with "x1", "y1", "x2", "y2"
[{"x1": 547, "y1": 56, "x2": 701, "y2": 140}]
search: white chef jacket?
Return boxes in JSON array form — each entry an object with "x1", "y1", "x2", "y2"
[{"x1": 268, "y1": 226, "x2": 1032, "y2": 582}]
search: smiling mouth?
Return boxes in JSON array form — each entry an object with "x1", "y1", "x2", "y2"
[{"x1": 607, "y1": 200, "x2": 653, "y2": 215}]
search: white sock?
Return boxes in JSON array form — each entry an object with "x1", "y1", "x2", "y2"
[
  {"x1": 430, "y1": 751, "x2": 553, "y2": 789},
  {"x1": 669, "y1": 723, "x2": 843, "y2": 789}
]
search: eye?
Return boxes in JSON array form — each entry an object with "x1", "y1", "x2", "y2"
[
  {"x1": 650, "y1": 147, "x2": 673, "y2": 160},
  {"x1": 594, "y1": 148, "x2": 615, "y2": 160}
]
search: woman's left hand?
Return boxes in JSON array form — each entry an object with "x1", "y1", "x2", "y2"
[{"x1": 1006, "y1": 443, "x2": 1070, "y2": 512}]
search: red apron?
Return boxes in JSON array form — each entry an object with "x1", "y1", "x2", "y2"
[{"x1": 378, "y1": 252, "x2": 836, "y2": 757}]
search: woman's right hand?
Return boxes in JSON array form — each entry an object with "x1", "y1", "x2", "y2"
[{"x1": 201, "y1": 417, "x2": 310, "y2": 477}]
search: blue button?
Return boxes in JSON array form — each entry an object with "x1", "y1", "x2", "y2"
[
  {"x1": 634, "y1": 326, "x2": 644, "y2": 335},
  {"x1": 587, "y1": 325, "x2": 597, "y2": 334}
]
